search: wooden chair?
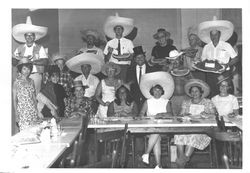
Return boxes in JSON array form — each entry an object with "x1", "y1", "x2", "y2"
[
  {"x1": 83, "y1": 123, "x2": 129, "y2": 168},
  {"x1": 207, "y1": 115, "x2": 242, "y2": 169}
]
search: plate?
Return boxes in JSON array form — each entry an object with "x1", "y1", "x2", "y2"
[
  {"x1": 112, "y1": 53, "x2": 130, "y2": 59},
  {"x1": 192, "y1": 62, "x2": 225, "y2": 74},
  {"x1": 171, "y1": 68, "x2": 190, "y2": 76}
]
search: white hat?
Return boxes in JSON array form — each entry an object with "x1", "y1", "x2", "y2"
[
  {"x1": 184, "y1": 79, "x2": 210, "y2": 98},
  {"x1": 198, "y1": 16, "x2": 234, "y2": 44},
  {"x1": 104, "y1": 13, "x2": 134, "y2": 38},
  {"x1": 166, "y1": 50, "x2": 183, "y2": 60},
  {"x1": 66, "y1": 53, "x2": 104, "y2": 74},
  {"x1": 140, "y1": 71, "x2": 175, "y2": 99},
  {"x1": 12, "y1": 16, "x2": 48, "y2": 43}
]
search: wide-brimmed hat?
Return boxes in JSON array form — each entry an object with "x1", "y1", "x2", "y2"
[
  {"x1": 133, "y1": 46, "x2": 146, "y2": 57},
  {"x1": 12, "y1": 16, "x2": 48, "y2": 43},
  {"x1": 166, "y1": 50, "x2": 183, "y2": 60},
  {"x1": 80, "y1": 29, "x2": 100, "y2": 40},
  {"x1": 153, "y1": 28, "x2": 171, "y2": 40},
  {"x1": 198, "y1": 16, "x2": 234, "y2": 44},
  {"x1": 16, "y1": 57, "x2": 32, "y2": 67},
  {"x1": 47, "y1": 65, "x2": 60, "y2": 76},
  {"x1": 104, "y1": 13, "x2": 134, "y2": 38},
  {"x1": 66, "y1": 53, "x2": 104, "y2": 74},
  {"x1": 217, "y1": 71, "x2": 232, "y2": 85},
  {"x1": 184, "y1": 79, "x2": 210, "y2": 98},
  {"x1": 140, "y1": 71, "x2": 174, "y2": 99},
  {"x1": 101, "y1": 62, "x2": 121, "y2": 76},
  {"x1": 51, "y1": 53, "x2": 66, "y2": 63}
]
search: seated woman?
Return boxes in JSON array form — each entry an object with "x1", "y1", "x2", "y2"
[
  {"x1": 107, "y1": 84, "x2": 138, "y2": 117},
  {"x1": 37, "y1": 65, "x2": 67, "y2": 118},
  {"x1": 139, "y1": 72, "x2": 174, "y2": 168},
  {"x1": 212, "y1": 73, "x2": 239, "y2": 118},
  {"x1": 174, "y1": 79, "x2": 215, "y2": 168},
  {"x1": 64, "y1": 80, "x2": 94, "y2": 118}
]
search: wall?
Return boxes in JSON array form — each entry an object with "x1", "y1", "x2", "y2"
[{"x1": 58, "y1": 9, "x2": 182, "y2": 59}]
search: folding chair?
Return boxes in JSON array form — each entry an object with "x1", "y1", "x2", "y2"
[{"x1": 83, "y1": 123, "x2": 129, "y2": 168}]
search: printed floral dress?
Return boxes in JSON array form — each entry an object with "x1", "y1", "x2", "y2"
[
  {"x1": 16, "y1": 78, "x2": 38, "y2": 131},
  {"x1": 64, "y1": 96, "x2": 94, "y2": 118},
  {"x1": 174, "y1": 98, "x2": 215, "y2": 150}
]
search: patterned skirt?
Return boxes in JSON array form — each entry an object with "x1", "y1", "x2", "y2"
[{"x1": 174, "y1": 134, "x2": 211, "y2": 150}]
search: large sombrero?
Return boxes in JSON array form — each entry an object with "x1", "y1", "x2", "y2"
[
  {"x1": 12, "y1": 16, "x2": 48, "y2": 43},
  {"x1": 184, "y1": 79, "x2": 210, "y2": 98},
  {"x1": 101, "y1": 62, "x2": 121, "y2": 76},
  {"x1": 140, "y1": 71, "x2": 174, "y2": 99},
  {"x1": 80, "y1": 29, "x2": 100, "y2": 40},
  {"x1": 198, "y1": 16, "x2": 234, "y2": 44},
  {"x1": 104, "y1": 13, "x2": 134, "y2": 38},
  {"x1": 66, "y1": 53, "x2": 104, "y2": 74}
]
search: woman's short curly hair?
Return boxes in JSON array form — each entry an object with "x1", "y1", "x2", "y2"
[
  {"x1": 17, "y1": 63, "x2": 33, "y2": 73},
  {"x1": 149, "y1": 84, "x2": 165, "y2": 96}
]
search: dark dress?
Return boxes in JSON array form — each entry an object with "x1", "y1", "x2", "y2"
[
  {"x1": 151, "y1": 44, "x2": 177, "y2": 71},
  {"x1": 41, "y1": 83, "x2": 67, "y2": 117}
]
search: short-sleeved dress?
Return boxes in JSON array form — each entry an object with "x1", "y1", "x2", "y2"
[
  {"x1": 112, "y1": 101, "x2": 137, "y2": 117},
  {"x1": 16, "y1": 78, "x2": 38, "y2": 131},
  {"x1": 147, "y1": 97, "x2": 169, "y2": 117},
  {"x1": 174, "y1": 98, "x2": 215, "y2": 150}
]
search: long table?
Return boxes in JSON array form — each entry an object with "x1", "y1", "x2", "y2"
[{"x1": 10, "y1": 117, "x2": 82, "y2": 169}]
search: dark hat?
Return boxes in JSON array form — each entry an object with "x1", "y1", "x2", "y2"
[{"x1": 133, "y1": 46, "x2": 146, "y2": 57}]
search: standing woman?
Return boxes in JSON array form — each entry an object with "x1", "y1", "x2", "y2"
[
  {"x1": 95, "y1": 62, "x2": 122, "y2": 118},
  {"x1": 139, "y1": 72, "x2": 175, "y2": 168},
  {"x1": 13, "y1": 58, "x2": 39, "y2": 131}
]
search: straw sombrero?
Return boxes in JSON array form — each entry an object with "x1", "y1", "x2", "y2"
[
  {"x1": 101, "y1": 62, "x2": 121, "y2": 76},
  {"x1": 140, "y1": 71, "x2": 174, "y2": 99},
  {"x1": 198, "y1": 16, "x2": 234, "y2": 44},
  {"x1": 165, "y1": 50, "x2": 183, "y2": 60},
  {"x1": 104, "y1": 13, "x2": 134, "y2": 38},
  {"x1": 12, "y1": 16, "x2": 48, "y2": 43},
  {"x1": 80, "y1": 29, "x2": 100, "y2": 40},
  {"x1": 66, "y1": 53, "x2": 104, "y2": 74},
  {"x1": 184, "y1": 79, "x2": 210, "y2": 98}
]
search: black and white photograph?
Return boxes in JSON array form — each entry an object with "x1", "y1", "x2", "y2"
[{"x1": 1, "y1": 0, "x2": 249, "y2": 172}]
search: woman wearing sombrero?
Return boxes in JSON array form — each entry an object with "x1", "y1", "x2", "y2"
[
  {"x1": 139, "y1": 71, "x2": 174, "y2": 168},
  {"x1": 12, "y1": 16, "x2": 48, "y2": 94},
  {"x1": 197, "y1": 16, "x2": 239, "y2": 98},
  {"x1": 174, "y1": 79, "x2": 215, "y2": 168}
]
